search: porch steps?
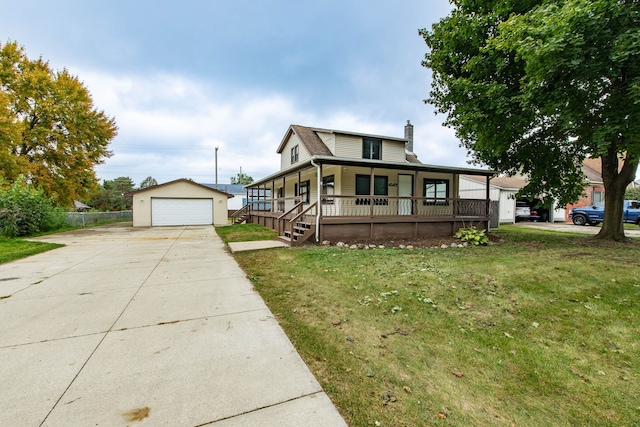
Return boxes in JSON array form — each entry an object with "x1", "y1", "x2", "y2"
[
  {"x1": 233, "y1": 213, "x2": 248, "y2": 224},
  {"x1": 281, "y1": 221, "x2": 314, "y2": 246}
]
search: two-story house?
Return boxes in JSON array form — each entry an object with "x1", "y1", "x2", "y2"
[{"x1": 239, "y1": 122, "x2": 494, "y2": 244}]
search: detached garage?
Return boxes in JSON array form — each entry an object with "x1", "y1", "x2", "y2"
[{"x1": 131, "y1": 179, "x2": 233, "y2": 227}]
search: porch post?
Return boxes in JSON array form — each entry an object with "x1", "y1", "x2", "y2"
[
  {"x1": 413, "y1": 171, "x2": 418, "y2": 217},
  {"x1": 369, "y1": 167, "x2": 375, "y2": 218},
  {"x1": 453, "y1": 173, "x2": 459, "y2": 219},
  {"x1": 485, "y1": 175, "x2": 491, "y2": 232},
  {"x1": 318, "y1": 163, "x2": 323, "y2": 241},
  {"x1": 271, "y1": 180, "x2": 275, "y2": 213},
  {"x1": 318, "y1": 163, "x2": 323, "y2": 215}
]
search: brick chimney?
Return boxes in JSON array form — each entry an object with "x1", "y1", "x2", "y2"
[{"x1": 404, "y1": 120, "x2": 414, "y2": 153}]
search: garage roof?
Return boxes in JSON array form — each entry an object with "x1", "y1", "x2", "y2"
[{"x1": 131, "y1": 178, "x2": 234, "y2": 198}]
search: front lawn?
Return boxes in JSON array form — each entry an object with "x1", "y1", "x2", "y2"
[
  {"x1": 215, "y1": 223, "x2": 277, "y2": 244},
  {"x1": 226, "y1": 226, "x2": 640, "y2": 426},
  {"x1": 0, "y1": 237, "x2": 63, "y2": 264}
]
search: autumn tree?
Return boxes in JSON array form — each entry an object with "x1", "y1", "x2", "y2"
[
  {"x1": 0, "y1": 41, "x2": 117, "y2": 207},
  {"x1": 421, "y1": 0, "x2": 640, "y2": 240}
]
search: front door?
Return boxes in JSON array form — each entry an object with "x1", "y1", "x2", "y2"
[{"x1": 398, "y1": 174, "x2": 413, "y2": 215}]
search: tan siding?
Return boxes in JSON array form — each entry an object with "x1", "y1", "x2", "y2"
[
  {"x1": 280, "y1": 134, "x2": 310, "y2": 170},
  {"x1": 132, "y1": 181, "x2": 229, "y2": 227},
  {"x1": 335, "y1": 135, "x2": 362, "y2": 158},
  {"x1": 382, "y1": 140, "x2": 406, "y2": 162},
  {"x1": 317, "y1": 132, "x2": 336, "y2": 155},
  {"x1": 334, "y1": 134, "x2": 406, "y2": 162}
]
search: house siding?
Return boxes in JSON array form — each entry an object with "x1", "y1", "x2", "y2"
[
  {"x1": 280, "y1": 133, "x2": 310, "y2": 169},
  {"x1": 335, "y1": 135, "x2": 362, "y2": 158},
  {"x1": 333, "y1": 134, "x2": 406, "y2": 162},
  {"x1": 382, "y1": 140, "x2": 406, "y2": 163},
  {"x1": 317, "y1": 132, "x2": 336, "y2": 155}
]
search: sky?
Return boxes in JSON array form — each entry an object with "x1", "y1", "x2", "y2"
[{"x1": 2, "y1": 0, "x2": 473, "y2": 187}]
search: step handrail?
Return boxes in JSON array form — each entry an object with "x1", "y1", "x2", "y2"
[
  {"x1": 289, "y1": 202, "x2": 317, "y2": 224},
  {"x1": 231, "y1": 204, "x2": 250, "y2": 223},
  {"x1": 277, "y1": 201, "x2": 305, "y2": 220}
]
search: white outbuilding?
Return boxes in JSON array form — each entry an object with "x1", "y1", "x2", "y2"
[{"x1": 131, "y1": 179, "x2": 232, "y2": 227}]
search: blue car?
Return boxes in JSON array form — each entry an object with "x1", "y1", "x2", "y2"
[{"x1": 569, "y1": 200, "x2": 640, "y2": 226}]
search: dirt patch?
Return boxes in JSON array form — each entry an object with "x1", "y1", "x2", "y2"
[{"x1": 122, "y1": 406, "x2": 150, "y2": 422}]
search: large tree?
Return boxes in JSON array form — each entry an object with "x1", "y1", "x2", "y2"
[
  {"x1": 139, "y1": 176, "x2": 158, "y2": 189},
  {"x1": 0, "y1": 41, "x2": 117, "y2": 207},
  {"x1": 230, "y1": 171, "x2": 253, "y2": 185},
  {"x1": 421, "y1": 0, "x2": 640, "y2": 240}
]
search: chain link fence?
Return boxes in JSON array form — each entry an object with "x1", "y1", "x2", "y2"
[{"x1": 66, "y1": 211, "x2": 132, "y2": 227}]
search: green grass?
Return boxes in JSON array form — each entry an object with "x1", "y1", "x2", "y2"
[
  {"x1": 0, "y1": 237, "x2": 63, "y2": 264},
  {"x1": 224, "y1": 226, "x2": 640, "y2": 426},
  {"x1": 215, "y1": 223, "x2": 277, "y2": 243}
]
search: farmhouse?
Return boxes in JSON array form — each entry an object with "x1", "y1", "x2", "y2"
[{"x1": 239, "y1": 122, "x2": 495, "y2": 244}]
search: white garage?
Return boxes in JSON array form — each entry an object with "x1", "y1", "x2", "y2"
[
  {"x1": 151, "y1": 198, "x2": 213, "y2": 226},
  {"x1": 131, "y1": 179, "x2": 232, "y2": 227}
]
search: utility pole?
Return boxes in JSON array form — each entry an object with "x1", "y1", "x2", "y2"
[{"x1": 215, "y1": 146, "x2": 219, "y2": 186}]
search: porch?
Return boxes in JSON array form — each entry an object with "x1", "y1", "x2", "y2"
[
  {"x1": 236, "y1": 155, "x2": 494, "y2": 245},
  {"x1": 233, "y1": 195, "x2": 491, "y2": 245}
]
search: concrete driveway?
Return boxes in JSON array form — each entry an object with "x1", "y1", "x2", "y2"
[
  {"x1": 0, "y1": 224, "x2": 346, "y2": 426},
  {"x1": 514, "y1": 221, "x2": 640, "y2": 237}
]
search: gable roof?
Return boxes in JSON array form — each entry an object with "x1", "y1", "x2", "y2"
[
  {"x1": 276, "y1": 124, "x2": 420, "y2": 164},
  {"x1": 132, "y1": 178, "x2": 234, "y2": 198},
  {"x1": 288, "y1": 125, "x2": 333, "y2": 156},
  {"x1": 582, "y1": 159, "x2": 603, "y2": 184},
  {"x1": 202, "y1": 183, "x2": 246, "y2": 195}
]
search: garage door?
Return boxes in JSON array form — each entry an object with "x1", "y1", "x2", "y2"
[{"x1": 151, "y1": 198, "x2": 213, "y2": 226}]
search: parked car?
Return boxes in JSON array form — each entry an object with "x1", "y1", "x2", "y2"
[
  {"x1": 515, "y1": 201, "x2": 540, "y2": 222},
  {"x1": 568, "y1": 200, "x2": 640, "y2": 226}
]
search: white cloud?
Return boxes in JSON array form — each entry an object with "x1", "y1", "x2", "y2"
[{"x1": 82, "y1": 68, "x2": 476, "y2": 187}]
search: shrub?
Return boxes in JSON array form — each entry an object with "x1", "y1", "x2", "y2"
[
  {"x1": 455, "y1": 226, "x2": 489, "y2": 246},
  {"x1": 0, "y1": 179, "x2": 63, "y2": 237}
]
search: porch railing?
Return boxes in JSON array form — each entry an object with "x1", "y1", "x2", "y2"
[{"x1": 246, "y1": 196, "x2": 490, "y2": 219}]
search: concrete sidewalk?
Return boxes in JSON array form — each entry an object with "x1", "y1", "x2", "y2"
[{"x1": 0, "y1": 224, "x2": 346, "y2": 426}]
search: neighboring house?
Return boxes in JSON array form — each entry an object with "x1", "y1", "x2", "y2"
[
  {"x1": 73, "y1": 200, "x2": 92, "y2": 212},
  {"x1": 565, "y1": 158, "x2": 605, "y2": 220},
  {"x1": 131, "y1": 179, "x2": 232, "y2": 227},
  {"x1": 460, "y1": 175, "x2": 522, "y2": 224},
  {"x1": 203, "y1": 184, "x2": 247, "y2": 211},
  {"x1": 242, "y1": 122, "x2": 495, "y2": 244},
  {"x1": 460, "y1": 175, "x2": 567, "y2": 223}
]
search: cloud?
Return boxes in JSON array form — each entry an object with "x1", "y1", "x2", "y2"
[{"x1": 81, "y1": 68, "x2": 475, "y2": 187}]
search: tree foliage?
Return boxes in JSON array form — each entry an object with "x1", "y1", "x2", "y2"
[
  {"x1": 230, "y1": 172, "x2": 253, "y2": 185},
  {"x1": 0, "y1": 178, "x2": 66, "y2": 237},
  {"x1": 421, "y1": 0, "x2": 640, "y2": 240},
  {"x1": 0, "y1": 41, "x2": 117, "y2": 207},
  {"x1": 625, "y1": 186, "x2": 640, "y2": 201},
  {"x1": 139, "y1": 176, "x2": 158, "y2": 189},
  {"x1": 89, "y1": 177, "x2": 134, "y2": 211}
]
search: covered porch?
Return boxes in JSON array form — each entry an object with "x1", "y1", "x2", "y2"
[{"x1": 235, "y1": 156, "x2": 494, "y2": 245}]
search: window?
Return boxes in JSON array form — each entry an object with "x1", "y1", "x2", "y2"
[
  {"x1": 291, "y1": 145, "x2": 299, "y2": 164},
  {"x1": 593, "y1": 189, "x2": 604, "y2": 204},
  {"x1": 322, "y1": 175, "x2": 334, "y2": 204},
  {"x1": 423, "y1": 179, "x2": 449, "y2": 205},
  {"x1": 356, "y1": 174, "x2": 388, "y2": 205},
  {"x1": 295, "y1": 180, "x2": 310, "y2": 203},
  {"x1": 362, "y1": 138, "x2": 382, "y2": 160}
]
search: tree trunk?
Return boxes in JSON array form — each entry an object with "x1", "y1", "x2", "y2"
[{"x1": 595, "y1": 146, "x2": 639, "y2": 241}]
